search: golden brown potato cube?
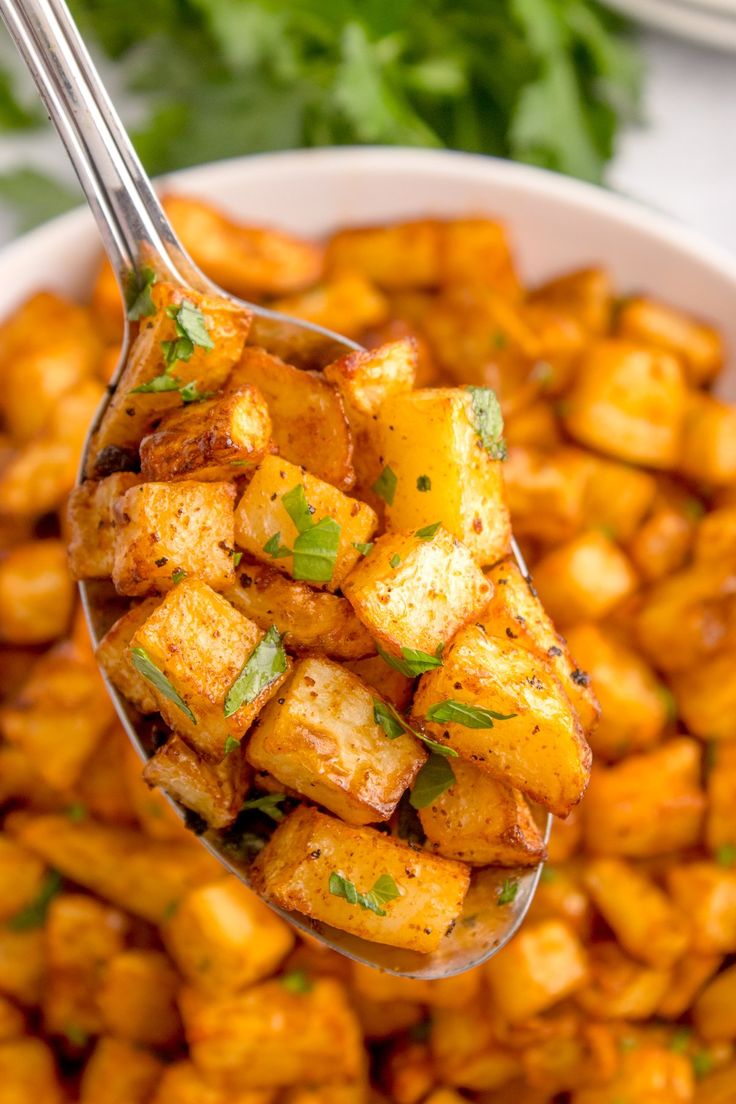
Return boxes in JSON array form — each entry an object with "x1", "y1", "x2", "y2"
[
  {"x1": 327, "y1": 219, "x2": 441, "y2": 290},
  {"x1": 583, "y1": 738, "x2": 705, "y2": 857},
  {"x1": 343, "y1": 527, "x2": 491, "y2": 661},
  {"x1": 227, "y1": 347, "x2": 354, "y2": 490},
  {"x1": 273, "y1": 272, "x2": 389, "y2": 339},
  {"x1": 374, "y1": 389, "x2": 511, "y2": 566},
  {"x1": 669, "y1": 648, "x2": 736, "y2": 741},
  {"x1": 0, "y1": 743, "x2": 60, "y2": 811},
  {"x1": 418, "y1": 757, "x2": 546, "y2": 866},
  {"x1": 247, "y1": 657, "x2": 426, "y2": 824},
  {"x1": 485, "y1": 919, "x2": 588, "y2": 1023},
  {"x1": 180, "y1": 977, "x2": 364, "y2": 1090},
  {"x1": 482, "y1": 558, "x2": 600, "y2": 735},
  {"x1": 529, "y1": 267, "x2": 612, "y2": 335},
  {"x1": 251, "y1": 806, "x2": 470, "y2": 953},
  {"x1": 8, "y1": 813, "x2": 220, "y2": 923},
  {"x1": 667, "y1": 863, "x2": 736, "y2": 955},
  {"x1": 526, "y1": 862, "x2": 591, "y2": 936},
  {"x1": 164, "y1": 193, "x2": 324, "y2": 297},
  {"x1": 429, "y1": 999, "x2": 521, "y2": 1090},
  {"x1": 80, "y1": 1036, "x2": 164, "y2": 1104},
  {"x1": 691, "y1": 1064, "x2": 736, "y2": 1104},
  {"x1": 502, "y1": 445, "x2": 591, "y2": 546},
  {"x1": 162, "y1": 876, "x2": 294, "y2": 995},
  {"x1": 0, "y1": 994, "x2": 24, "y2": 1041},
  {"x1": 532, "y1": 531, "x2": 638, "y2": 628},
  {"x1": 679, "y1": 392, "x2": 736, "y2": 485},
  {"x1": 575, "y1": 942, "x2": 671, "y2": 1020},
  {"x1": 441, "y1": 218, "x2": 520, "y2": 297},
  {"x1": 89, "y1": 281, "x2": 251, "y2": 473},
  {"x1": 523, "y1": 300, "x2": 588, "y2": 396},
  {"x1": 97, "y1": 949, "x2": 180, "y2": 1047},
  {"x1": 572, "y1": 1042, "x2": 693, "y2": 1104},
  {"x1": 0, "y1": 540, "x2": 74, "y2": 644},
  {"x1": 112, "y1": 481, "x2": 236, "y2": 597},
  {"x1": 658, "y1": 952, "x2": 724, "y2": 1019},
  {"x1": 343, "y1": 655, "x2": 413, "y2": 711},
  {"x1": 0, "y1": 929, "x2": 44, "y2": 1005},
  {"x1": 281, "y1": 1086, "x2": 365, "y2": 1104},
  {"x1": 627, "y1": 493, "x2": 695, "y2": 583},
  {"x1": 582, "y1": 455, "x2": 657, "y2": 543},
  {"x1": 582, "y1": 859, "x2": 689, "y2": 969},
  {"x1": 706, "y1": 742, "x2": 736, "y2": 854},
  {"x1": 96, "y1": 599, "x2": 161, "y2": 714},
  {"x1": 0, "y1": 1037, "x2": 64, "y2": 1104},
  {"x1": 225, "y1": 559, "x2": 374, "y2": 660},
  {"x1": 131, "y1": 578, "x2": 290, "y2": 758},
  {"x1": 616, "y1": 295, "x2": 723, "y2": 386},
  {"x1": 67, "y1": 473, "x2": 140, "y2": 578},
  {"x1": 0, "y1": 643, "x2": 115, "y2": 790},
  {"x1": 411, "y1": 625, "x2": 591, "y2": 817},
  {"x1": 152, "y1": 1060, "x2": 277, "y2": 1104},
  {"x1": 118, "y1": 737, "x2": 190, "y2": 842},
  {"x1": 694, "y1": 506, "x2": 736, "y2": 565},
  {"x1": 504, "y1": 400, "x2": 562, "y2": 451},
  {"x1": 140, "y1": 386, "x2": 272, "y2": 482},
  {"x1": 75, "y1": 725, "x2": 140, "y2": 826},
  {"x1": 693, "y1": 963, "x2": 736, "y2": 1042},
  {"x1": 563, "y1": 339, "x2": 686, "y2": 469},
  {"x1": 564, "y1": 624, "x2": 668, "y2": 760},
  {"x1": 143, "y1": 733, "x2": 250, "y2": 829},
  {"x1": 234, "y1": 455, "x2": 376, "y2": 592},
  {"x1": 350, "y1": 960, "x2": 479, "y2": 1009},
  {"x1": 0, "y1": 838, "x2": 46, "y2": 923}
]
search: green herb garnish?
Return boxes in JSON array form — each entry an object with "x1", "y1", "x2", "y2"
[
  {"x1": 669, "y1": 1028, "x2": 691, "y2": 1054},
  {"x1": 171, "y1": 568, "x2": 187, "y2": 584},
  {"x1": 125, "y1": 266, "x2": 157, "y2": 320},
  {"x1": 130, "y1": 646, "x2": 196, "y2": 724},
  {"x1": 282, "y1": 483, "x2": 316, "y2": 534},
  {"x1": 263, "y1": 532, "x2": 292, "y2": 559},
  {"x1": 7, "y1": 869, "x2": 62, "y2": 930},
  {"x1": 692, "y1": 1051, "x2": 714, "y2": 1080},
  {"x1": 65, "y1": 801, "x2": 87, "y2": 823},
  {"x1": 415, "y1": 522, "x2": 441, "y2": 541},
  {"x1": 161, "y1": 299, "x2": 214, "y2": 365},
  {"x1": 716, "y1": 843, "x2": 736, "y2": 868},
  {"x1": 416, "y1": 475, "x2": 432, "y2": 492},
  {"x1": 373, "y1": 697, "x2": 457, "y2": 758},
  {"x1": 389, "y1": 553, "x2": 401, "y2": 568},
  {"x1": 179, "y1": 380, "x2": 215, "y2": 404},
  {"x1": 466, "y1": 386, "x2": 507, "y2": 460},
  {"x1": 425, "y1": 700, "x2": 516, "y2": 728},
  {"x1": 281, "y1": 968, "x2": 313, "y2": 994},
  {"x1": 372, "y1": 465, "x2": 397, "y2": 505},
  {"x1": 223, "y1": 736, "x2": 240, "y2": 756},
  {"x1": 328, "y1": 872, "x2": 400, "y2": 916},
  {"x1": 279, "y1": 484, "x2": 341, "y2": 583},
  {"x1": 241, "y1": 792, "x2": 287, "y2": 822},
  {"x1": 233, "y1": 551, "x2": 243, "y2": 567},
  {"x1": 497, "y1": 878, "x2": 519, "y2": 905},
  {"x1": 376, "y1": 642, "x2": 444, "y2": 677},
  {"x1": 224, "y1": 626, "x2": 287, "y2": 717},
  {"x1": 409, "y1": 754, "x2": 456, "y2": 809},
  {"x1": 353, "y1": 541, "x2": 374, "y2": 556}
]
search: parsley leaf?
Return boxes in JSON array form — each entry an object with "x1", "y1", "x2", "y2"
[
  {"x1": 466, "y1": 386, "x2": 507, "y2": 460},
  {"x1": 281, "y1": 968, "x2": 313, "y2": 994},
  {"x1": 233, "y1": 551, "x2": 243, "y2": 567},
  {"x1": 223, "y1": 736, "x2": 240, "y2": 756},
  {"x1": 389, "y1": 554, "x2": 401, "y2": 568},
  {"x1": 417, "y1": 475, "x2": 431, "y2": 492},
  {"x1": 353, "y1": 541, "x2": 374, "y2": 556},
  {"x1": 497, "y1": 878, "x2": 519, "y2": 905},
  {"x1": 716, "y1": 843, "x2": 736, "y2": 868},
  {"x1": 130, "y1": 646, "x2": 196, "y2": 725},
  {"x1": 129, "y1": 371, "x2": 183, "y2": 395},
  {"x1": 171, "y1": 568, "x2": 187, "y2": 584},
  {"x1": 416, "y1": 522, "x2": 441, "y2": 541},
  {"x1": 376, "y1": 642, "x2": 444, "y2": 677},
  {"x1": 65, "y1": 801, "x2": 87, "y2": 823},
  {"x1": 282, "y1": 483, "x2": 315, "y2": 534},
  {"x1": 328, "y1": 871, "x2": 400, "y2": 916},
  {"x1": 410, "y1": 754, "x2": 456, "y2": 809},
  {"x1": 293, "y1": 516, "x2": 341, "y2": 584},
  {"x1": 373, "y1": 697, "x2": 458, "y2": 758},
  {"x1": 263, "y1": 532, "x2": 292, "y2": 559},
  {"x1": 180, "y1": 380, "x2": 215, "y2": 404},
  {"x1": 7, "y1": 869, "x2": 62, "y2": 930},
  {"x1": 425, "y1": 700, "x2": 516, "y2": 728},
  {"x1": 241, "y1": 792, "x2": 287, "y2": 822},
  {"x1": 372, "y1": 465, "x2": 397, "y2": 505},
  {"x1": 125, "y1": 266, "x2": 157, "y2": 320},
  {"x1": 224, "y1": 626, "x2": 287, "y2": 717}
]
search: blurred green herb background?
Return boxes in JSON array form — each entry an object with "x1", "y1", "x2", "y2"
[{"x1": 0, "y1": 0, "x2": 641, "y2": 232}]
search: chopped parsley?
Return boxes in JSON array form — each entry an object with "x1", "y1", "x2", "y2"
[
  {"x1": 425, "y1": 700, "x2": 516, "y2": 728},
  {"x1": 372, "y1": 465, "x2": 397, "y2": 505},
  {"x1": 416, "y1": 475, "x2": 432, "y2": 492},
  {"x1": 232, "y1": 552, "x2": 243, "y2": 567},
  {"x1": 353, "y1": 541, "x2": 374, "y2": 556},
  {"x1": 130, "y1": 646, "x2": 196, "y2": 725},
  {"x1": 376, "y1": 642, "x2": 444, "y2": 678},
  {"x1": 466, "y1": 386, "x2": 507, "y2": 460},
  {"x1": 497, "y1": 878, "x2": 519, "y2": 906},
  {"x1": 691, "y1": 1051, "x2": 714, "y2": 1080},
  {"x1": 224, "y1": 626, "x2": 287, "y2": 717},
  {"x1": 65, "y1": 801, "x2": 87, "y2": 823},
  {"x1": 328, "y1": 872, "x2": 400, "y2": 916},
  {"x1": 281, "y1": 968, "x2": 313, "y2": 994},
  {"x1": 179, "y1": 380, "x2": 215, "y2": 404},
  {"x1": 415, "y1": 521, "x2": 441, "y2": 541},
  {"x1": 278, "y1": 484, "x2": 341, "y2": 583},
  {"x1": 125, "y1": 266, "x2": 157, "y2": 320},
  {"x1": 409, "y1": 754, "x2": 456, "y2": 809},
  {"x1": 161, "y1": 299, "x2": 214, "y2": 366},
  {"x1": 373, "y1": 696, "x2": 457, "y2": 758},
  {"x1": 282, "y1": 483, "x2": 315, "y2": 534},
  {"x1": 223, "y1": 736, "x2": 240, "y2": 756},
  {"x1": 716, "y1": 842, "x2": 736, "y2": 868},
  {"x1": 389, "y1": 553, "x2": 401, "y2": 568},
  {"x1": 263, "y1": 532, "x2": 292, "y2": 559},
  {"x1": 241, "y1": 792, "x2": 287, "y2": 822},
  {"x1": 171, "y1": 568, "x2": 187, "y2": 585},
  {"x1": 7, "y1": 869, "x2": 62, "y2": 930},
  {"x1": 669, "y1": 1028, "x2": 691, "y2": 1054}
]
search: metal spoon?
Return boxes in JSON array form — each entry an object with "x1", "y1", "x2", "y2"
[{"x1": 0, "y1": 0, "x2": 549, "y2": 978}]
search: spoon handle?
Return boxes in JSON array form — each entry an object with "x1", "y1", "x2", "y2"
[{"x1": 0, "y1": 0, "x2": 203, "y2": 292}]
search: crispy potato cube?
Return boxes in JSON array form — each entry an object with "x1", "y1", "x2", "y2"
[
  {"x1": 418, "y1": 758, "x2": 546, "y2": 866},
  {"x1": 140, "y1": 387, "x2": 273, "y2": 482},
  {"x1": 575, "y1": 942, "x2": 671, "y2": 1020},
  {"x1": 532, "y1": 531, "x2": 638, "y2": 628},
  {"x1": 74, "y1": 724, "x2": 140, "y2": 826},
  {"x1": 547, "y1": 808, "x2": 583, "y2": 863},
  {"x1": 627, "y1": 493, "x2": 696, "y2": 583},
  {"x1": 670, "y1": 647, "x2": 736, "y2": 741},
  {"x1": 411, "y1": 625, "x2": 591, "y2": 817},
  {"x1": 442, "y1": 218, "x2": 520, "y2": 296},
  {"x1": 374, "y1": 388, "x2": 511, "y2": 566},
  {"x1": 526, "y1": 862, "x2": 591, "y2": 936},
  {"x1": 343, "y1": 527, "x2": 491, "y2": 660},
  {"x1": 234, "y1": 455, "x2": 376, "y2": 592},
  {"x1": 680, "y1": 393, "x2": 736, "y2": 485},
  {"x1": 563, "y1": 339, "x2": 686, "y2": 469},
  {"x1": 502, "y1": 445, "x2": 591, "y2": 545},
  {"x1": 694, "y1": 506, "x2": 736, "y2": 565},
  {"x1": 658, "y1": 952, "x2": 724, "y2": 1019},
  {"x1": 89, "y1": 282, "x2": 251, "y2": 473},
  {"x1": 227, "y1": 347, "x2": 354, "y2": 490},
  {"x1": 571, "y1": 1043, "x2": 693, "y2": 1104},
  {"x1": 505, "y1": 400, "x2": 562, "y2": 451},
  {"x1": 180, "y1": 977, "x2": 364, "y2": 1090},
  {"x1": 273, "y1": 272, "x2": 389, "y2": 339},
  {"x1": 342, "y1": 655, "x2": 413, "y2": 711},
  {"x1": 152, "y1": 1061, "x2": 277, "y2": 1104},
  {"x1": 529, "y1": 267, "x2": 612, "y2": 335},
  {"x1": 582, "y1": 859, "x2": 689, "y2": 968},
  {"x1": 164, "y1": 193, "x2": 324, "y2": 296},
  {"x1": 118, "y1": 737, "x2": 190, "y2": 842},
  {"x1": 246, "y1": 657, "x2": 426, "y2": 824},
  {"x1": 112, "y1": 481, "x2": 236, "y2": 597},
  {"x1": 8, "y1": 813, "x2": 221, "y2": 923},
  {"x1": 226, "y1": 559, "x2": 374, "y2": 660},
  {"x1": 0, "y1": 540, "x2": 74, "y2": 644},
  {"x1": 96, "y1": 599, "x2": 161, "y2": 714},
  {"x1": 583, "y1": 738, "x2": 705, "y2": 857},
  {"x1": 582, "y1": 455, "x2": 657, "y2": 543},
  {"x1": 80, "y1": 1036, "x2": 164, "y2": 1104},
  {"x1": 564, "y1": 624, "x2": 668, "y2": 760},
  {"x1": 0, "y1": 929, "x2": 44, "y2": 1005},
  {"x1": 0, "y1": 838, "x2": 46, "y2": 923},
  {"x1": 143, "y1": 733, "x2": 250, "y2": 829},
  {"x1": 0, "y1": 743, "x2": 60, "y2": 810},
  {"x1": 350, "y1": 960, "x2": 479, "y2": 1009},
  {"x1": 97, "y1": 949, "x2": 181, "y2": 1046},
  {"x1": 327, "y1": 219, "x2": 441, "y2": 290},
  {"x1": 523, "y1": 299, "x2": 588, "y2": 395},
  {"x1": 251, "y1": 806, "x2": 470, "y2": 953},
  {"x1": 616, "y1": 295, "x2": 723, "y2": 386},
  {"x1": 131, "y1": 578, "x2": 290, "y2": 759},
  {"x1": 0, "y1": 1037, "x2": 63, "y2": 1104},
  {"x1": 0, "y1": 644, "x2": 115, "y2": 789},
  {"x1": 691, "y1": 1064, "x2": 736, "y2": 1104},
  {"x1": 706, "y1": 742, "x2": 736, "y2": 854},
  {"x1": 67, "y1": 473, "x2": 140, "y2": 578},
  {"x1": 162, "y1": 876, "x2": 294, "y2": 995},
  {"x1": 667, "y1": 863, "x2": 736, "y2": 954},
  {"x1": 430, "y1": 1000, "x2": 521, "y2": 1090},
  {"x1": 693, "y1": 963, "x2": 736, "y2": 1041},
  {"x1": 485, "y1": 919, "x2": 588, "y2": 1023}
]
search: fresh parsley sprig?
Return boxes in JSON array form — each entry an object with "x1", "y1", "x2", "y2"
[
  {"x1": 376, "y1": 641, "x2": 444, "y2": 678},
  {"x1": 328, "y1": 872, "x2": 400, "y2": 916},
  {"x1": 425, "y1": 700, "x2": 516, "y2": 728},
  {"x1": 130, "y1": 646, "x2": 196, "y2": 725},
  {"x1": 241, "y1": 792, "x2": 288, "y2": 822},
  {"x1": 224, "y1": 626, "x2": 287, "y2": 717},
  {"x1": 409, "y1": 753, "x2": 456, "y2": 809},
  {"x1": 466, "y1": 386, "x2": 507, "y2": 460},
  {"x1": 373, "y1": 697, "x2": 458, "y2": 758},
  {"x1": 266, "y1": 484, "x2": 342, "y2": 584}
]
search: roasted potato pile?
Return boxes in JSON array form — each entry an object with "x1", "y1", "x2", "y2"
[{"x1": 0, "y1": 196, "x2": 733, "y2": 1102}]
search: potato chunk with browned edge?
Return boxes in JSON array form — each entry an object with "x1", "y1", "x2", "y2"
[
  {"x1": 679, "y1": 391, "x2": 736, "y2": 486},
  {"x1": 412, "y1": 624, "x2": 591, "y2": 817},
  {"x1": 342, "y1": 526, "x2": 491, "y2": 662},
  {"x1": 247, "y1": 657, "x2": 426, "y2": 824},
  {"x1": 112, "y1": 481, "x2": 236, "y2": 597},
  {"x1": 532, "y1": 530, "x2": 638, "y2": 628},
  {"x1": 143, "y1": 733, "x2": 251, "y2": 829},
  {"x1": 131, "y1": 578, "x2": 291, "y2": 759},
  {"x1": 251, "y1": 806, "x2": 470, "y2": 953},
  {"x1": 418, "y1": 758, "x2": 546, "y2": 866},
  {"x1": 615, "y1": 295, "x2": 723, "y2": 386},
  {"x1": 485, "y1": 918, "x2": 588, "y2": 1023},
  {"x1": 95, "y1": 599, "x2": 160, "y2": 714},
  {"x1": 67, "y1": 473, "x2": 140, "y2": 578}
]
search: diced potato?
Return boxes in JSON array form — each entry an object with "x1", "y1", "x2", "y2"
[
  {"x1": 411, "y1": 624, "x2": 591, "y2": 817},
  {"x1": 0, "y1": 1037, "x2": 64, "y2": 1104},
  {"x1": 670, "y1": 648, "x2": 736, "y2": 741},
  {"x1": 227, "y1": 347, "x2": 354, "y2": 490},
  {"x1": 131, "y1": 578, "x2": 291, "y2": 759},
  {"x1": 79, "y1": 1036, "x2": 164, "y2": 1104},
  {"x1": 0, "y1": 837, "x2": 46, "y2": 922},
  {"x1": 119, "y1": 737, "x2": 190, "y2": 842},
  {"x1": 520, "y1": 1017, "x2": 619, "y2": 1095},
  {"x1": 529, "y1": 267, "x2": 612, "y2": 336},
  {"x1": 280, "y1": 1086, "x2": 366, "y2": 1104},
  {"x1": 485, "y1": 919, "x2": 588, "y2": 1023},
  {"x1": 502, "y1": 446, "x2": 591, "y2": 545},
  {"x1": 349, "y1": 960, "x2": 480, "y2": 1008},
  {"x1": 692, "y1": 1064, "x2": 736, "y2": 1104},
  {"x1": 0, "y1": 540, "x2": 74, "y2": 644},
  {"x1": 582, "y1": 859, "x2": 689, "y2": 968},
  {"x1": 693, "y1": 962, "x2": 736, "y2": 1041},
  {"x1": 95, "y1": 599, "x2": 161, "y2": 714},
  {"x1": 523, "y1": 300, "x2": 588, "y2": 396},
  {"x1": 97, "y1": 949, "x2": 181, "y2": 1046},
  {"x1": 666, "y1": 863, "x2": 736, "y2": 954},
  {"x1": 0, "y1": 929, "x2": 44, "y2": 1005},
  {"x1": 342, "y1": 655, "x2": 413, "y2": 711},
  {"x1": 73, "y1": 725, "x2": 138, "y2": 826},
  {"x1": 0, "y1": 995, "x2": 24, "y2": 1041},
  {"x1": 532, "y1": 531, "x2": 638, "y2": 628},
  {"x1": 143, "y1": 733, "x2": 251, "y2": 829},
  {"x1": 635, "y1": 562, "x2": 736, "y2": 673},
  {"x1": 679, "y1": 392, "x2": 736, "y2": 486},
  {"x1": 326, "y1": 219, "x2": 441, "y2": 291},
  {"x1": 382, "y1": 1039, "x2": 436, "y2": 1102},
  {"x1": 583, "y1": 738, "x2": 706, "y2": 857},
  {"x1": 658, "y1": 953, "x2": 724, "y2": 1019},
  {"x1": 8, "y1": 813, "x2": 221, "y2": 923},
  {"x1": 526, "y1": 862, "x2": 591, "y2": 937},
  {"x1": 627, "y1": 492, "x2": 695, "y2": 583},
  {"x1": 273, "y1": 272, "x2": 389, "y2": 340},
  {"x1": 615, "y1": 295, "x2": 723, "y2": 386},
  {"x1": 575, "y1": 943, "x2": 671, "y2": 1020},
  {"x1": 706, "y1": 742, "x2": 736, "y2": 853},
  {"x1": 0, "y1": 643, "x2": 115, "y2": 790},
  {"x1": 547, "y1": 808, "x2": 583, "y2": 863},
  {"x1": 251, "y1": 806, "x2": 470, "y2": 953},
  {"x1": 112, "y1": 480, "x2": 236, "y2": 597},
  {"x1": 582, "y1": 455, "x2": 657, "y2": 543},
  {"x1": 67, "y1": 473, "x2": 140, "y2": 578},
  {"x1": 343, "y1": 526, "x2": 491, "y2": 660},
  {"x1": 564, "y1": 624, "x2": 668, "y2": 760},
  {"x1": 571, "y1": 1042, "x2": 693, "y2": 1104},
  {"x1": 247, "y1": 656, "x2": 426, "y2": 824},
  {"x1": 234, "y1": 455, "x2": 377, "y2": 592},
  {"x1": 0, "y1": 743, "x2": 61, "y2": 811},
  {"x1": 162, "y1": 877, "x2": 294, "y2": 995},
  {"x1": 418, "y1": 758, "x2": 546, "y2": 866},
  {"x1": 180, "y1": 978, "x2": 364, "y2": 1089},
  {"x1": 694, "y1": 506, "x2": 736, "y2": 565},
  {"x1": 152, "y1": 1060, "x2": 277, "y2": 1104},
  {"x1": 225, "y1": 559, "x2": 375, "y2": 660},
  {"x1": 504, "y1": 401, "x2": 562, "y2": 450},
  {"x1": 352, "y1": 993, "x2": 423, "y2": 1040},
  {"x1": 140, "y1": 386, "x2": 273, "y2": 482},
  {"x1": 163, "y1": 193, "x2": 324, "y2": 296},
  {"x1": 430, "y1": 999, "x2": 521, "y2": 1090},
  {"x1": 374, "y1": 388, "x2": 511, "y2": 566}
]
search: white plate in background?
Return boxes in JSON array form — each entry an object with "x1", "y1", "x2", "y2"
[{"x1": 606, "y1": 0, "x2": 736, "y2": 50}]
